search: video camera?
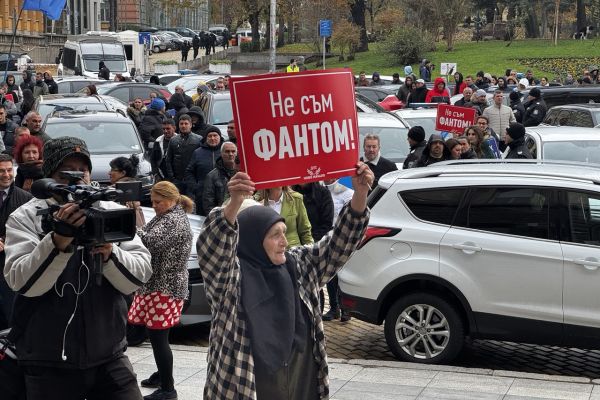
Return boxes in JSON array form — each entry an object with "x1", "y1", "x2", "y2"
[{"x1": 32, "y1": 171, "x2": 142, "y2": 245}]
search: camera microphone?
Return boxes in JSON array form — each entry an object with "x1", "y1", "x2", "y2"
[{"x1": 31, "y1": 178, "x2": 63, "y2": 200}]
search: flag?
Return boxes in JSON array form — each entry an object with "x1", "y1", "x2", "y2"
[{"x1": 22, "y1": 0, "x2": 67, "y2": 21}]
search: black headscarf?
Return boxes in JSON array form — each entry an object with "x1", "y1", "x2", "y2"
[{"x1": 237, "y1": 205, "x2": 307, "y2": 374}]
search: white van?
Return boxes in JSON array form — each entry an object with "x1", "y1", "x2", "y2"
[
  {"x1": 58, "y1": 31, "x2": 129, "y2": 80},
  {"x1": 116, "y1": 30, "x2": 149, "y2": 76}
]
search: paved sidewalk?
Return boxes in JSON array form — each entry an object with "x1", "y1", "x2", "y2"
[{"x1": 128, "y1": 344, "x2": 600, "y2": 399}]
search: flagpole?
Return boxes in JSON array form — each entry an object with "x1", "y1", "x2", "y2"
[{"x1": 4, "y1": 7, "x2": 24, "y2": 83}]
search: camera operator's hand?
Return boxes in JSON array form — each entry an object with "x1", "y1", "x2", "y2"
[
  {"x1": 52, "y1": 203, "x2": 86, "y2": 252},
  {"x1": 91, "y1": 243, "x2": 113, "y2": 263}
]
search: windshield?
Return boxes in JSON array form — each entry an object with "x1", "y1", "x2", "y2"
[
  {"x1": 543, "y1": 141, "x2": 600, "y2": 163},
  {"x1": 355, "y1": 92, "x2": 384, "y2": 113},
  {"x1": 167, "y1": 77, "x2": 201, "y2": 93},
  {"x1": 38, "y1": 102, "x2": 108, "y2": 120},
  {"x1": 80, "y1": 42, "x2": 127, "y2": 72},
  {"x1": 403, "y1": 116, "x2": 439, "y2": 135},
  {"x1": 45, "y1": 121, "x2": 142, "y2": 154},
  {"x1": 359, "y1": 126, "x2": 409, "y2": 163},
  {"x1": 210, "y1": 98, "x2": 233, "y2": 124}
]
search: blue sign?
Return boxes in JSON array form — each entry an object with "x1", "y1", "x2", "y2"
[
  {"x1": 319, "y1": 20, "x2": 332, "y2": 37},
  {"x1": 138, "y1": 32, "x2": 151, "y2": 45}
]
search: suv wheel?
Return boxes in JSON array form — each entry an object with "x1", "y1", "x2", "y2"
[{"x1": 384, "y1": 293, "x2": 464, "y2": 364}]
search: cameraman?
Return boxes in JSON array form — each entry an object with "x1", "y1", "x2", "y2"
[{"x1": 3, "y1": 137, "x2": 152, "y2": 400}]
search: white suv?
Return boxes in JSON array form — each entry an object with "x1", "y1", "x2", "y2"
[{"x1": 339, "y1": 160, "x2": 600, "y2": 364}]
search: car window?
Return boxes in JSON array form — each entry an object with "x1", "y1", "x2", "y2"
[
  {"x1": 38, "y1": 102, "x2": 108, "y2": 120},
  {"x1": 571, "y1": 110, "x2": 594, "y2": 127},
  {"x1": 543, "y1": 109, "x2": 558, "y2": 125},
  {"x1": 210, "y1": 98, "x2": 233, "y2": 125},
  {"x1": 524, "y1": 134, "x2": 537, "y2": 158},
  {"x1": 71, "y1": 81, "x2": 95, "y2": 93},
  {"x1": 543, "y1": 140, "x2": 600, "y2": 163},
  {"x1": 359, "y1": 126, "x2": 410, "y2": 163},
  {"x1": 565, "y1": 191, "x2": 600, "y2": 245},
  {"x1": 457, "y1": 187, "x2": 550, "y2": 240},
  {"x1": 57, "y1": 81, "x2": 71, "y2": 94},
  {"x1": 45, "y1": 121, "x2": 142, "y2": 154},
  {"x1": 102, "y1": 87, "x2": 129, "y2": 103},
  {"x1": 359, "y1": 90, "x2": 380, "y2": 103},
  {"x1": 400, "y1": 188, "x2": 465, "y2": 225},
  {"x1": 355, "y1": 92, "x2": 385, "y2": 113},
  {"x1": 402, "y1": 116, "x2": 438, "y2": 135},
  {"x1": 557, "y1": 110, "x2": 570, "y2": 126},
  {"x1": 131, "y1": 86, "x2": 153, "y2": 102}
]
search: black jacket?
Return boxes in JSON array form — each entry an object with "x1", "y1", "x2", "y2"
[
  {"x1": 510, "y1": 100, "x2": 526, "y2": 124},
  {"x1": 138, "y1": 109, "x2": 164, "y2": 148},
  {"x1": 99, "y1": 65, "x2": 110, "y2": 80},
  {"x1": 361, "y1": 155, "x2": 398, "y2": 188},
  {"x1": 201, "y1": 157, "x2": 236, "y2": 215},
  {"x1": 187, "y1": 106, "x2": 219, "y2": 137},
  {"x1": 165, "y1": 132, "x2": 203, "y2": 182},
  {"x1": 407, "y1": 86, "x2": 428, "y2": 105},
  {"x1": 0, "y1": 119, "x2": 17, "y2": 156},
  {"x1": 293, "y1": 183, "x2": 334, "y2": 241},
  {"x1": 184, "y1": 135, "x2": 223, "y2": 209},
  {"x1": 403, "y1": 140, "x2": 427, "y2": 169},
  {"x1": 19, "y1": 71, "x2": 34, "y2": 92},
  {"x1": 416, "y1": 140, "x2": 452, "y2": 167},
  {"x1": 44, "y1": 78, "x2": 58, "y2": 94},
  {"x1": 461, "y1": 148, "x2": 478, "y2": 159},
  {"x1": 396, "y1": 83, "x2": 412, "y2": 103},
  {"x1": 0, "y1": 185, "x2": 32, "y2": 241},
  {"x1": 522, "y1": 98, "x2": 547, "y2": 127},
  {"x1": 505, "y1": 137, "x2": 532, "y2": 159},
  {"x1": 15, "y1": 162, "x2": 43, "y2": 191}
]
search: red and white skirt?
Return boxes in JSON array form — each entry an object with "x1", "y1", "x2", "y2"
[{"x1": 127, "y1": 291, "x2": 184, "y2": 330}]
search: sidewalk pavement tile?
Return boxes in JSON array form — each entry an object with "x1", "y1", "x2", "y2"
[
  {"x1": 331, "y1": 391, "x2": 418, "y2": 400},
  {"x1": 328, "y1": 363, "x2": 364, "y2": 380},
  {"x1": 350, "y1": 366, "x2": 437, "y2": 386},
  {"x1": 329, "y1": 378, "x2": 349, "y2": 396},
  {"x1": 505, "y1": 379, "x2": 593, "y2": 400},
  {"x1": 417, "y1": 387, "x2": 504, "y2": 400},
  {"x1": 427, "y1": 372, "x2": 513, "y2": 394},
  {"x1": 502, "y1": 396, "x2": 575, "y2": 400},
  {"x1": 590, "y1": 385, "x2": 600, "y2": 400},
  {"x1": 339, "y1": 380, "x2": 424, "y2": 395}
]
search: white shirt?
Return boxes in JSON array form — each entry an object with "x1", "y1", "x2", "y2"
[{"x1": 267, "y1": 192, "x2": 284, "y2": 215}]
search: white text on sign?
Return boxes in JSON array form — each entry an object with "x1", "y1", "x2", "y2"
[{"x1": 269, "y1": 91, "x2": 334, "y2": 117}]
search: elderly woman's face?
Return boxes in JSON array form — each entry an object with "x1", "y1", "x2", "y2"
[
  {"x1": 22, "y1": 144, "x2": 39, "y2": 162},
  {"x1": 263, "y1": 221, "x2": 288, "y2": 265},
  {"x1": 151, "y1": 193, "x2": 177, "y2": 216}
]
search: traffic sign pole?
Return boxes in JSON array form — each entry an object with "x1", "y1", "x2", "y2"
[{"x1": 319, "y1": 20, "x2": 332, "y2": 71}]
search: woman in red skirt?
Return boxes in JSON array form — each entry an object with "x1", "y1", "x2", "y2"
[{"x1": 128, "y1": 181, "x2": 194, "y2": 400}]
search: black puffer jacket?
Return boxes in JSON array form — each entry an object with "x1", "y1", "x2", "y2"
[
  {"x1": 184, "y1": 130, "x2": 223, "y2": 211},
  {"x1": 403, "y1": 140, "x2": 427, "y2": 169},
  {"x1": 201, "y1": 157, "x2": 236, "y2": 215},
  {"x1": 505, "y1": 137, "x2": 533, "y2": 159},
  {"x1": 0, "y1": 119, "x2": 17, "y2": 156},
  {"x1": 292, "y1": 183, "x2": 334, "y2": 241},
  {"x1": 165, "y1": 131, "x2": 203, "y2": 182},
  {"x1": 138, "y1": 109, "x2": 164, "y2": 148}
]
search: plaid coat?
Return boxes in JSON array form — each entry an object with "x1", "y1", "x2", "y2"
[{"x1": 196, "y1": 204, "x2": 369, "y2": 399}]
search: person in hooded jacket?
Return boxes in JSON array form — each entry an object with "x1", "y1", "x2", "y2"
[
  {"x1": 415, "y1": 134, "x2": 451, "y2": 167},
  {"x1": 509, "y1": 91, "x2": 525, "y2": 123},
  {"x1": 453, "y1": 72, "x2": 466, "y2": 96},
  {"x1": 202, "y1": 142, "x2": 237, "y2": 215},
  {"x1": 419, "y1": 59, "x2": 432, "y2": 82},
  {"x1": 184, "y1": 127, "x2": 223, "y2": 214},
  {"x1": 5, "y1": 74, "x2": 21, "y2": 103},
  {"x1": 406, "y1": 79, "x2": 428, "y2": 106},
  {"x1": 396, "y1": 75, "x2": 414, "y2": 103},
  {"x1": 403, "y1": 126, "x2": 427, "y2": 169},
  {"x1": 167, "y1": 92, "x2": 188, "y2": 114},
  {"x1": 187, "y1": 106, "x2": 219, "y2": 137},
  {"x1": 43, "y1": 72, "x2": 58, "y2": 95},
  {"x1": 19, "y1": 71, "x2": 34, "y2": 93},
  {"x1": 139, "y1": 98, "x2": 165, "y2": 150},
  {"x1": 504, "y1": 122, "x2": 532, "y2": 159},
  {"x1": 98, "y1": 61, "x2": 110, "y2": 80},
  {"x1": 425, "y1": 77, "x2": 451, "y2": 104},
  {"x1": 369, "y1": 72, "x2": 385, "y2": 86},
  {"x1": 195, "y1": 164, "x2": 371, "y2": 400}
]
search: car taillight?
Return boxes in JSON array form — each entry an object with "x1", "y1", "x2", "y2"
[
  {"x1": 358, "y1": 226, "x2": 400, "y2": 249},
  {"x1": 341, "y1": 296, "x2": 356, "y2": 309}
]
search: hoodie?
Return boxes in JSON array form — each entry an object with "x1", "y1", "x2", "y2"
[
  {"x1": 425, "y1": 77, "x2": 450, "y2": 104},
  {"x1": 19, "y1": 71, "x2": 34, "y2": 93},
  {"x1": 453, "y1": 72, "x2": 465, "y2": 96},
  {"x1": 187, "y1": 106, "x2": 220, "y2": 138},
  {"x1": 370, "y1": 72, "x2": 385, "y2": 86},
  {"x1": 404, "y1": 65, "x2": 413, "y2": 76},
  {"x1": 415, "y1": 134, "x2": 451, "y2": 167}
]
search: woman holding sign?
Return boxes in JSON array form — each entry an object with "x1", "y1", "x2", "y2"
[{"x1": 195, "y1": 163, "x2": 373, "y2": 400}]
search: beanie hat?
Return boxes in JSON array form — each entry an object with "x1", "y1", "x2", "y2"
[
  {"x1": 529, "y1": 87, "x2": 541, "y2": 98},
  {"x1": 506, "y1": 122, "x2": 526, "y2": 140},
  {"x1": 150, "y1": 98, "x2": 165, "y2": 110},
  {"x1": 42, "y1": 137, "x2": 92, "y2": 178},
  {"x1": 407, "y1": 126, "x2": 426, "y2": 142},
  {"x1": 519, "y1": 78, "x2": 529, "y2": 87},
  {"x1": 416, "y1": 79, "x2": 425, "y2": 84},
  {"x1": 475, "y1": 89, "x2": 487, "y2": 97},
  {"x1": 509, "y1": 91, "x2": 521, "y2": 102}
]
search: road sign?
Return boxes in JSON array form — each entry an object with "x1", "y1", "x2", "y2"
[
  {"x1": 230, "y1": 69, "x2": 359, "y2": 189},
  {"x1": 319, "y1": 20, "x2": 332, "y2": 37},
  {"x1": 138, "y1": 32, "x2": 151, "y2": 45},
  {"x1": 440, "y1": 63, "x2": 457, "y2": 76}
]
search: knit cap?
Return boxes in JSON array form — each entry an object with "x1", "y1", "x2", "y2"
[
  {"x1": 42, "y1": 137, "x2": 92, "y2": 178},
  {"x1": 150, "y1": 98, "x2": 165, "y2": 110}
]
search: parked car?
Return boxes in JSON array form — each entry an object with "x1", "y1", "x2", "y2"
[
  {"x1": 355, "y1": 92, "x2": 386, "y2": 113},
  {"x1": 339, "y1": 161, "x2": 600, "y2": 364},
  {"x1": 157, "y1": 31, "x2": 187, "y2": 50},
  {"x1": 355, "y1": 86, "x2": 403, "y2": 111},
  {"x1": 42, "y1": 110, "x2": 154, "y2": 197},
  {"x1": 198, "y1": 91, "x2": 232, "y2": 138},
  {"x1": 524, "y1": 126, "x2": 600, "y2": 163},
  {"x1": 55, "y1": 76, "x2": 104, "y2": 93},
  {"x1": 33, "y1": 93, "x2": 128, "y2": 121},
  {"x1": 149, "y1": 73, "x2": 184, "y2": 86},
  {"x1": 393, "y1": 105, "x2": 442, "y2": 138},
  {"x1": 357, "y1": 112, "x2": 410, "y2": 167},
  {"x1": 82, "y1": 82, "x2": 172, "y2": 105},
  {"x1": 150, "y1": 35, "x2": 167, "y2": 53},
  {"x1": 520, "y1": 85, "x2": 600, "y2": 109},
  {"x1": 164, "y1": 27, "x2": 198, "y2": 41},
  {"x1": 541, "y1": 104, "x2": 600, "y2": 128}
]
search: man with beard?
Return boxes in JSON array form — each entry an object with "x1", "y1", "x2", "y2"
[
  {"x1": 416, "y1": 134, "x2": 451, "y2": 167},
  {"x1": 396, "y1": 75, "x2": 414, "y2": 103},
  {"x1": 32, "y1": 73, "x2": 49, "y2": 99},
  {"x1": 504, "y1": 122, "x2": 532, "y2": 159},
  {"x1": 187, "y1": 106, "x2": 219, "y2": 137},
  {"x1": 403, "y1": 126, "x2": 427, "y2": 169},
  {"x1": 185, "y1": 128, "x2": 223, "y2": 214},
  {"x1": 202, "y1": 141, "x2": 238, "y2": 214}
]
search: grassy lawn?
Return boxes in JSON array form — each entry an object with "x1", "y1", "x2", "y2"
[{"x1": 291, "y1": 39, "x2": 600, "y2": 80}]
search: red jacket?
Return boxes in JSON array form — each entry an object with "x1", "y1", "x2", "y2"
[{"x1": 425, "y1": 77, "x2": 451, "y2": 104}]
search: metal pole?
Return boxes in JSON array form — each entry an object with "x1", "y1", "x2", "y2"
[
  {"x1": 554, "y1": 0, "x2": 560, "y2": 46},
  {"x1": 322, "y1": 35, "x2": 325, "y2": 70},
  {"x1": 269, "y1": 0, "x2": 276, "y2": 73},
  {"x1": 4, "y1": 7, "x2": 24, "y2": 83}
]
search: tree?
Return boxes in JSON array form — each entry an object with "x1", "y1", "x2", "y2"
[
  {"x1": 434, "y1": 0, "x2": 469, "y2": 50},
  {"x1": 349, "y1": 0, "x2": 369, "y2": 52},
  {"x1": 331, "y1": 20, "x2": 361, "y2": 60},
  {"x1": 576, "y1": 0, "x2": 586, "y2": 30},
  {"x1": 239, "y1": 0, "x2": 267, "y2": 51}
]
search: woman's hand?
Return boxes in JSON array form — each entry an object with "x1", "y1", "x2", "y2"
[
  {"x1": 350, "y1": 162, "x2": 374, "y2": 214},
  {"x1": 224, "y1": 172, "x2": 255, "y2": 225}
]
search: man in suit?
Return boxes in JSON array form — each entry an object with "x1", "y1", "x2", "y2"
[
  {"x1": 361, "y1": 133, "x2": 398, "y2": 189},
  {"x1": 0, "y1": 153, "x2": 32, "y2": 329}
]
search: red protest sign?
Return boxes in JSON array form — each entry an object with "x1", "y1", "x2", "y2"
[
  {"x1": 435, "y1": 104, "x2": 477, "y2": 134},
  {"x1": 229, "y1": 69, "x2": 359, "y2": 190}
]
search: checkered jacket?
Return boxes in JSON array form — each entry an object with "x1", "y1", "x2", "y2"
[{"x1": 197, "y1": 204, "x2": 369, "y2": 400}]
